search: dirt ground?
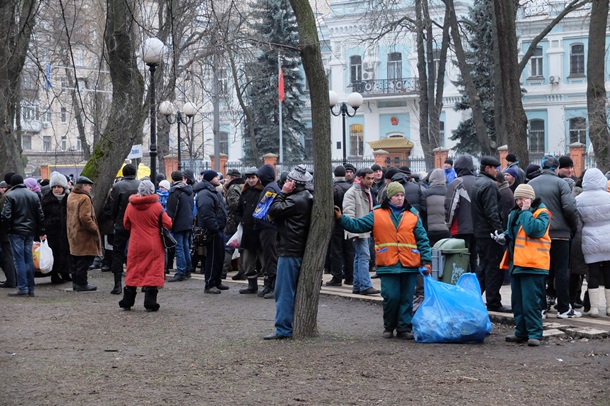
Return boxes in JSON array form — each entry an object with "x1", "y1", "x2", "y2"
[{"x1": 1, "y1": 270, "x2": 609, "y2": 406}]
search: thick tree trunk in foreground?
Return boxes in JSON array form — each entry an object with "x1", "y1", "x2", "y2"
[
  {"x1": 289, "y1": 0, "x2": 333, "y2": 338},
  {"x1": 493, "y1": 0, "x2": 528, "y2": 165},
  {"x1": 0, "y1": 0, "x2": 39, "y2": 175},
  {"x1": 587, "y1": 0, "x2": 610, "y2": 170},
  {"x1": 81, "y1": 0, "x2": 146, "y2": 215}
]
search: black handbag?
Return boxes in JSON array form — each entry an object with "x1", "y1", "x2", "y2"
[{"x1": 159, "y1": 212, "x2": 177, "y2": 249}]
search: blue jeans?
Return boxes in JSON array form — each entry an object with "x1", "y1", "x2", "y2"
[
  {"x1": 10, "y1": 234, "x2": 35, "y2": 294},
  {"x1": 274, "y1": 257, "x2": 302, "y2": 337},
  {"x1": 174, "y1": 230, "x2": 192, "y2": 275},
  {"x1": 352, "y1": 237, "x2": 373, "y2": 292}
]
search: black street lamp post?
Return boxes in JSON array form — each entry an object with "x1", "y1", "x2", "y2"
[
  {"x1": 159, "y1": 101, "x2": 197, "y2": 171},
  {"x1": 143, "y1": 38, "x2": 164, "y2": 187},
  {"x1": 329, "y1": 90, "x2": 363, "y2": 166}
]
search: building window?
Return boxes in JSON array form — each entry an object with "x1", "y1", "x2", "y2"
[
  {"x1": 569, "y1": 117, "x2": 587, "y2": 144},
  {"x1": 219, "y1": 131, "x2": 229, "y2": 155},
  {"x1": 61, "y1": 107, "x2": 67, "y2": 123},
  {"x1": 349, "y1": 123, "x2": 364, "y2": 157},
  {"x1": 569, "y1": 43, "x2": 585, "y2": 77},
  {"x1": 387, "y1": 52, "x2": 402, "y2": 80},
  {"x1": 22, "y1": 135, "x2": 32, "y2": 151},
  {"x1": 22, "y1": 104, "x2": 39, "y2": 121},
  {"x1": 349, "y1": 55, "x2": 362, "y2": 84},
  {"x1": 61, "y1": 136, "x2": 67, "y2": 151},
  {"x1": 440, "y1": 121, "x2": 445, "y2": 146},
  {"x1": 527, "y1": 119, "x2": 545, "y2": 154},
  {"x1": 530, "y1": 47, "x2": 543, "y2": 77},
  {"x1": 76, "y1": 138, "x2": 82, "y2": 151},
  {"x1": 217, "y1": 68, "x2": 227, "y2": 94},
  {"x1": 304, "y1": 128, "x2": 313, "y2": 159},
  {"x1": 43, "y1": 136, "x2": 52, "y2": 152},
  {"x1": 42, "y1": 109, "x2": 52, "y2": 123}
]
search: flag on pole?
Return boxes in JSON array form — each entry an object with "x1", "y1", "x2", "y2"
[{"x1": 278, "y1": 67, "x2": 285, "y2": 102}]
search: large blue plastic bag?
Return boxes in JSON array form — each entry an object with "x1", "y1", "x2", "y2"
[
  {"x1": 252, "y1": 191, "x2": 276, "y2": 222},
  {"x1": 412, "y1": 273, "x2": 492, "y2": 343}
]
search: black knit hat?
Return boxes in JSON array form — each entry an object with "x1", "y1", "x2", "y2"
[
  {"x1": 334, "y1": 165, "x2": 346, "y2": 177},
  {"x1": 371, "y1": 164, "x2": 382, "y2": 172},
  {"x1": 344, "y1": 163, "x2": 356, "y2": 173},
  {"x1": 558, "y1": 155, "x2": 574, "y2": 168},
  {"x1": 384, "y1": 166, "x2": 399, "y2": 180},
  {"x1": 506, "y1": 153, "x2": 517, "y2": 163}
]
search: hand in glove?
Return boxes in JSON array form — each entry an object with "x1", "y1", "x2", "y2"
[{"x1": 490, "y1": 230, "x2": 506, "y2": 245}]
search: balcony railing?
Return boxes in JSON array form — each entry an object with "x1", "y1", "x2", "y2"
[{"x1": 352, "y1": 78, "x2": 419, "y2": 96}]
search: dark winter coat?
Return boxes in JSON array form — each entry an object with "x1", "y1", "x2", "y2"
[
  {"x1": 235, "y1": 181, "x2": 263, "y2": 251},
  {"x1": 123, "y1": 194, "x2": 171, "y2": 287},
  {"x1": 110, "y1": 176, "x2": 141, "y2": 230},
  {"x1": 194, "y1": 180, "x2": 227, "y2": 234},
  {"x1": 333, "y1": 177, "x2": 352, "y2": 234},
  {"x1": 254, "y1": 164, "x2": 280, "y2": 230},
  {"x1": 528, "y1": 169, "x2": 578, "y2": 239},
  {"x1": 445, "y1": 155, "x2": 477, "y2": 236},
  {"x1": 268, "y1": 185, "x2": 313, "y2": 258},
  {"x1": 497, "y1": 181, "x2": 514, "y2": 229},
  {"x1": 422, "y1": 169, "x2": 448, "y2": 233},
  {"x1": 41, "y1": 190, "x2": 70, "y2": 275},
  {"x1": 1, "y1": 184, "x2": 45, "y2": 237},
  {"x1": 471, "y1": 170, "x2": 503, "y2": 238},
  {"x1": 224, "y1": 177, "x2": 245, "y2": 235},
  {"x1": 67, "y1": 188, "x2": 102, "y2": 257},
  {"x1": 166, "y1": 182, "x2": 194, "y2": 233}
]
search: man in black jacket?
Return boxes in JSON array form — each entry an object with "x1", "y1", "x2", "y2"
[
  {"x1": 254, "y1": 164, "x2": 281, "y2": 299},
  {"x1": 194, "y1": 170, "x2": 228, "y2": 294},
  {"x1": 109, "y1": 164, "x2": 141, "y2": 294},
  {"x1": 263, "y1": 165, "x2": 313, "y2": 340},
  {"x1": 1, "y1": 174, "x2": 45, "y2": 297},
  {"x1": 472, "y1": 156, "x2": 509, "y2": 312},
  {"x1": 0, "y1": 172, "x2": 17, "y2": 288},
  {"x1": 234, "y1": 167, "x2": 264, "y2": 293},
  {"x1": 166, "y1": 171, "x2": 194, "y2": 282},
  {"x1": 326, "y1": 165, "x2": 354, "y2": 286}
]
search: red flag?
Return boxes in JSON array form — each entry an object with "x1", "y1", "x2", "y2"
[{"x1": 278, "y1": 67, "x2": 285, "y2": 102}]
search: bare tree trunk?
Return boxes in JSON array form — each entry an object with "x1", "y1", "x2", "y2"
[
  {"x1": 0, "y1": 0, "x2": 39, "y2": 175},
  {"x1": 81, "y1": 0, "x2": 145, "y2": 215},
  {"x1": 430, "y1": 4, "x2": 450, "y2": 167},
  {"x1": 493, "y1": 0, "x2": 528, "y2": 166},
  {"x1": 228, "y1": 53, "x2": 261, "y2": 165},
  {"x1": 415, "y1": 0, "x2": 432, "y2": 169},
  {"x1": 289, "y1": 0, "x2": 333, "y2": 339},
  {"x1": 444, "y1": 0, "x2": 492, "y2": 156},
  {"x1": 587, "y1": 0, "x2": 610, "y2": 170}
]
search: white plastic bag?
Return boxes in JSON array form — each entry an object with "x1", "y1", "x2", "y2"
[
  {"x1": 226, "y1": 224, "x2": 243, "y2": 249},
  {"x1": 38, "y1": 240, "x2": 55, "y2": 274}
]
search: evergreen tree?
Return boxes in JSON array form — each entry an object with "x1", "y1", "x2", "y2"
[
  {"x1": 450, "y1": 0, "x2": 496, "y2": 155},
  {"x1": 242, "y1": 0, "x2": 307, "y2": 166}
]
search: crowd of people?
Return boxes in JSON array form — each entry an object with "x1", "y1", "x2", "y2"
[{"x1": 1, "y1": 152, "x2": 610, "y2": 343}]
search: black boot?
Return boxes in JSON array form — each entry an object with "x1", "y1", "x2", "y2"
[
  {"x1": 119, "y1": 286, "x2": 137, "y2": 310},
  {"x1": 240, "y1": 277, "x2": 259, "y2": 294},
  {"x1": 110, "y1": 273, "x2": 122, "y2": 295},
  {"x1": 143, "y1": 287, "x2": 160, "y2": 311}
]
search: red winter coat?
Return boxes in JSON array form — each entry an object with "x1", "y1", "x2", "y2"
[{"x1": 123, "y1": 194, "x2": 172, "y2": 287}]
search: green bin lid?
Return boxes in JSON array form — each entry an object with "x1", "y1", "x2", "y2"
[{"x1": 432, "y1": 238, "x2": 470, "y2": 254}]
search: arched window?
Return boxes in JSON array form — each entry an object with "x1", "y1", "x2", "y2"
[
  {"x1": 350, "y1": 55, "x2": 362, "y2": 84},
  {"x1": 349, "y1": 123, "x2": 364, "y2": 157},
  {"x1": 387, "y1": 52, "x2": 402, "y2": 80},
  {"x1": 569, "y1": 43, "x2": 585, "y2": 77},
  {"x1": 527, "y1": 119, "x2": 545, "y2": 154},
  {"x1": 569, "y1": 117, "x2": 587, "y2": 144}
]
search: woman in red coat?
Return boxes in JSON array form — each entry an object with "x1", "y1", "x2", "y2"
[{"x1": 119, "y1": 180, "x2": 172, "y2": 311}]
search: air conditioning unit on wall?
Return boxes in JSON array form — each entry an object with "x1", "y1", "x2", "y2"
[{"x1": 362, "y1": 71, "x2": 375, "y2": 80}]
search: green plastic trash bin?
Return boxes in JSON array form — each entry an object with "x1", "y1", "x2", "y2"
[{"x1": 431, "y1": 238, "x2": 470, "y2": 285}]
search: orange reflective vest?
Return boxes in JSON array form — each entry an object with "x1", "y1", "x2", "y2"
[
  {"x1": 373, "y1": 208, "x2": 421, "y2": 268},
  {"x1": 500, "y1": 208, "x2": 551, "y2": 270}
]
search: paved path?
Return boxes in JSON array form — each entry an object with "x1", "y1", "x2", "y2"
[{"x1": 218, "y1": 270, "x2": 610, "y2": 339}]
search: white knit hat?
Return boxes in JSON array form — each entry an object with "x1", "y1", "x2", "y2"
[{"x1": 49, "y1": 171, "x2": 68, "y2": 189}]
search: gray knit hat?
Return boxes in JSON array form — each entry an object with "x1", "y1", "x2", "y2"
[
  {"x1": 138, "y1": 180, "x2": 155, "y2": 196},
  {"x1": 287, "y1": 164, "x2": 312, "y2": 185},
  {"x1": 49, "y1": 171, "x2": 69, "y2": 189}
]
